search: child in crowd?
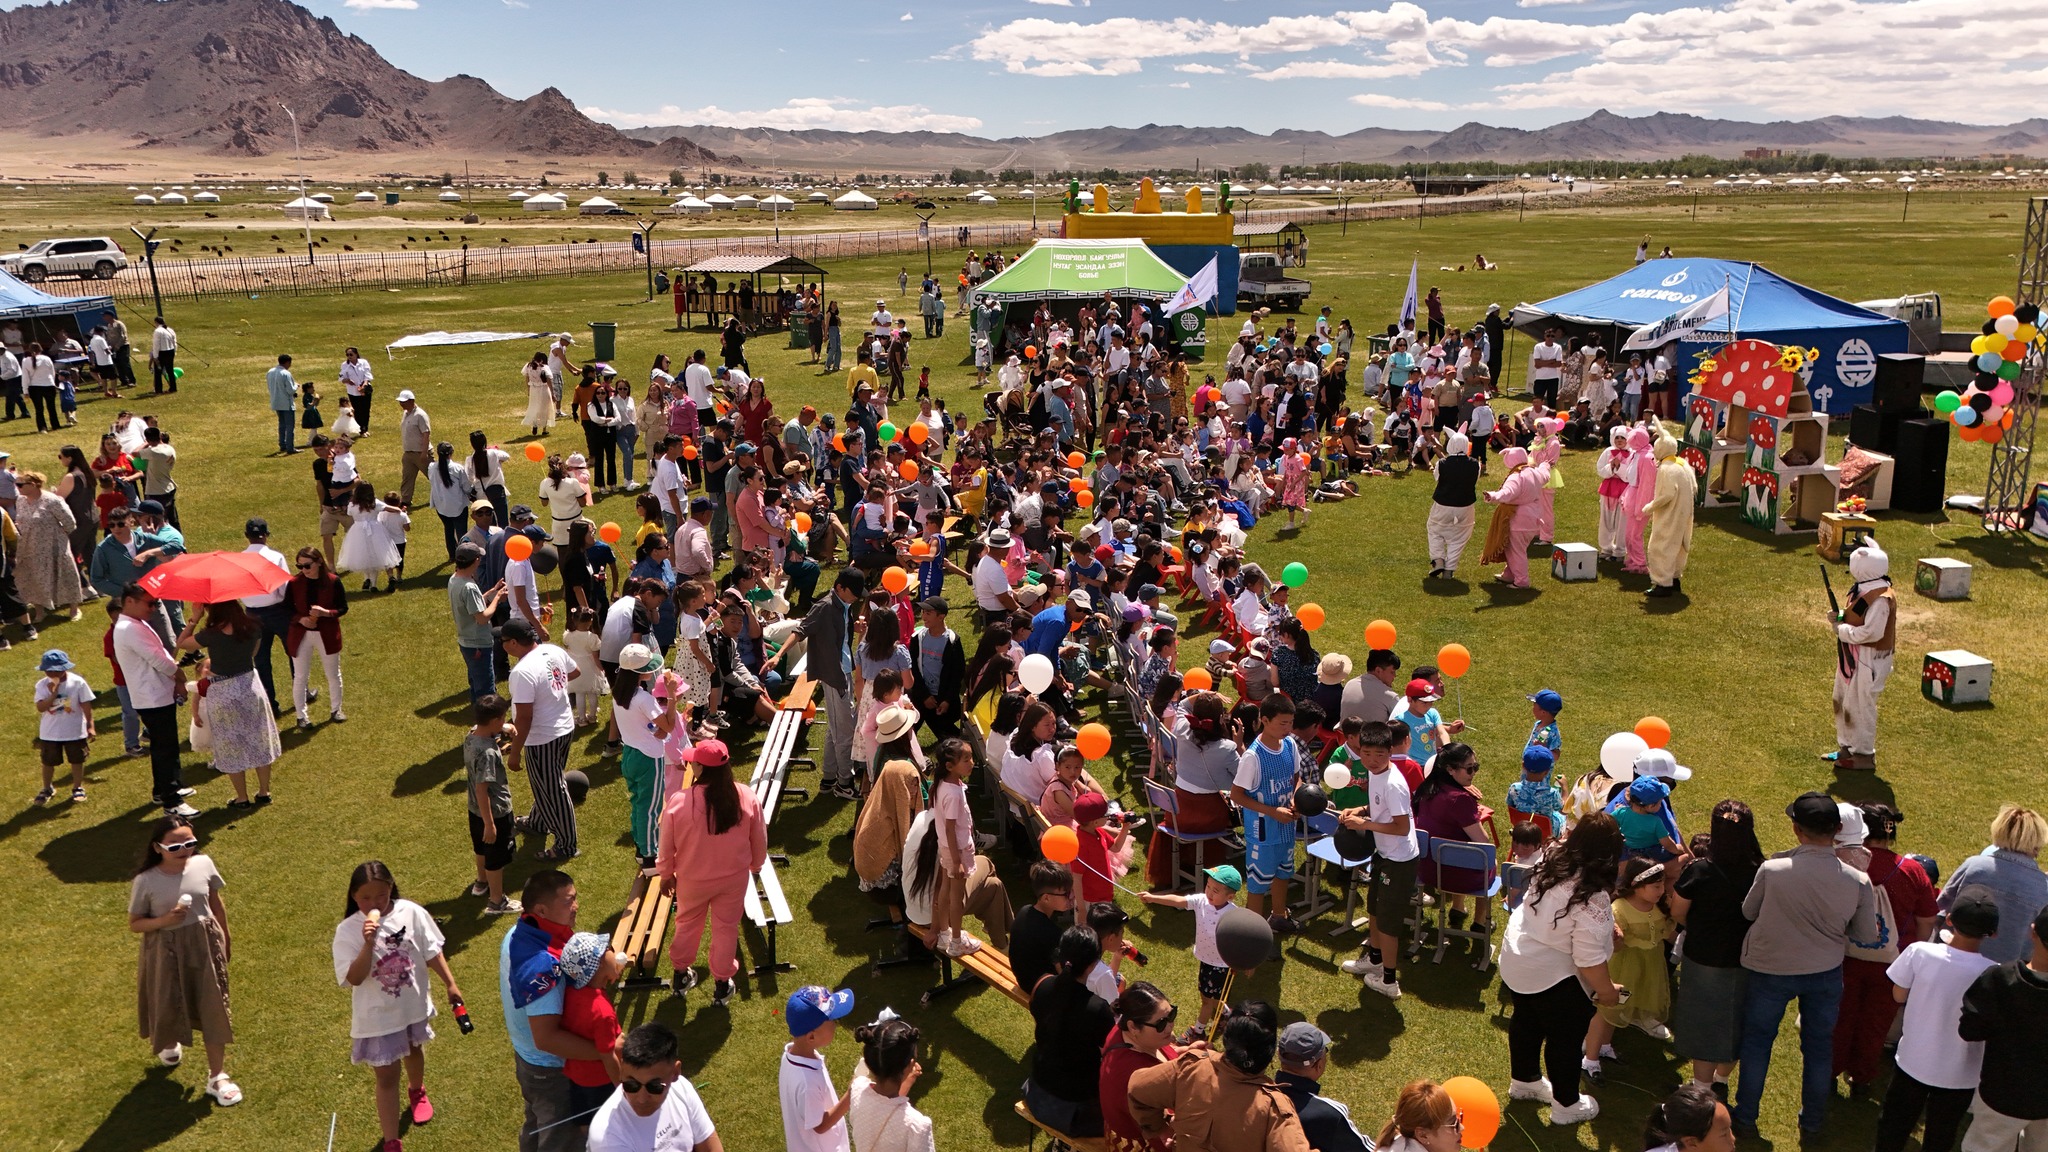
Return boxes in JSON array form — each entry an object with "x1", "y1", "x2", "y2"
[
  {"x1": 1338, "y1": 717, "x2": 1419, "y2": 1001},
  {"x1": 1390, "y1": 677, "x2": 1450, "y2": 765},
  {"x1": 1873, "y1": 888, "x2": 2000, "y2": 1152},
  {"x1": 1503, "y1": 822, "x2": 1544, "y2": 911},
  {"x1": 1141, "y1": 864, "x2": 1242, "y2": 1041},
  {"x1": 1230, "y1": 693, "x2": 1304, "y2": 932},
  {"x1": 336, "y1": 480, "x2": 402, "y2": 592},
  {"x1": 33, "y1": 648, "x2": 95, "y2": 806},
  {"x1": 186, "y1": 655, "x2": 213, "y2": 755},
  {"x1": 1040, "y1": 744, "x2": 1097, "y2": 829},
  {"x1": 1584, "y1": 859, "x2": 1675, "y2": 1083},
  {"x1": 1507, "y1": 746, "x2": 1565, "y2": 840},
  {"x1": 463, "y1": 695, "x2": 520, "y2": 914},
  {"x1": 1085, "y1": 904, "x2": 1131, "y2": 1006},
  {"x1": 1322, "y1": 716, "x2": 1372, "y2": 809},
  {"x1": 780, "y1": 985, "x2": 856, "y2": 1152},
  {"x1": 1070, "y1": 791, "x2": 1134, "y2": 926},
  {"x1": 378, "y1": 490, "x2": 411, "y2": 588},
  {"x1": 1614, "y1": 777, "x2": 1684, "y2": 861},
  {"x1": 556, "y1": 932, "x2": 626, "y2": 1124},
  {"x1": 1387, "y1": 719, "x2": 1425, "y2": 793},
  {"x1": 300, "y1": 379, "x2": 324, "y2": 432},
  {"x1": 94, "y1": 473, "x2": 126, "y2": 532},
  {"x1": 932, "y1": 737, "x2": 982, "y2": 958},
  {"x1": 1565, "y1": 758, "x2": 1625, "y2": 828},
  {"x1": 1204, "y1": 638, "x2": 1239, "y2": 694},
  {"x1": 561, "y1": 606, "x2": 605, "y2": 726},
  {"x1": 1525, "y1": 688, "x2": 1563, "y2": 760}
]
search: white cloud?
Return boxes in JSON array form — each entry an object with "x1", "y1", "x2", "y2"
[
  {"x1": 900, "y1": 10, "x2": 913, "y2": 19},
  {"x1": 1026, "y1": 0, "x2": 1089, "y2": 6},
  {"x1": 1172, "y1": 63, "x2": 1227, "y2": 74},
  {"x1": 342, "y1": 0, "x2": 417, "y2": 8},
  {"x1": 500, "y1": 0, "x2": 526, "y2": 7},
  {"x1": 581, "y1": 97, "x2": 985, "y2": 133},
  {"x1": 1169, "y1": 81, "x2": 1192, "y2": 88},
  {"x1": 1350, "y1": 92, "x2": 1451, "y2": 111},
  {"x1": 1247, "y1": 58, "x2": 1433, "y2": 81}
]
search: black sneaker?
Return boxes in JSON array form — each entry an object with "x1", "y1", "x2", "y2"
[
  {"x1": 712, "y1": 978, "x2": 735, "y2": 1005},
  {"x1": 671, "y1": 969, "x2": 700, "y2": 995}
]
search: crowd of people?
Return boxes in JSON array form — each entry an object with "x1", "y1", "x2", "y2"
[{"x1": 8, "y1": 282, "x2": 2044, "y2": 1152}]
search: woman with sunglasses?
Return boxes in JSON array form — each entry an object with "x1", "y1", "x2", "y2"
[
  {"x1": 286, "y1": 546, "x2": 349, "y2": 728},
  {"x1": 1376, "y1": 1079, "x2": 1464, "y2": 1152},
  {"x1": 128, "y1": 815, "x2": 241, "y2": 1107},
  {"x1": 1099, "y1": 982, "x2": 1181, "y2": 1150},
  {"x1": 332, "y1": 861, "x2": 464, "y2": 1152}
]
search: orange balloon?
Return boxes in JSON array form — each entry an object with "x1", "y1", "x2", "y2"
[
  {"x1": 1067, "y1": 451, "x2": 1085, "y2": 469},
  {"x1": 1025, "y1": 345, "x2": 1039, "y2": 360},
  {"x1": 909, "y1": 538, "x2": 932, "y2": 558},
  {"x1": 1982, "y1": 425, "x2": 2005, "y2": 444},
  {"x1": 1635, "y1": 716, "x2": 1672, "y2": 749},
  {"x1": 1169, "y1": 545, "x2": 1183, "y2": 564},
  {"x1": 1364, "y1": 619, "x2": 1397, "y2": 650},
  {"x1": 881, "y1": 566, "x2": 910, "y2": 594},
  {"x1": 907, "y1": 422, "x2": 929, "y2": 444},
  {"x1": 523, "y1": 443, "x2": 546, "y2": 462},
  {"x1": 598, "y1": 521, "x2": 622, "y2": 544},
  {"x1": 899, "y1": 460, "x2": 920, "y2": 481},
  {"x1": 1959, "y1": 425, "x2": 1983, "y2": 442},
  {"x1": 682, "y1": 443, "x2": 699, "y2": 460},
  {"x1": 832, "y1": 434, "x2": 845, "y2": 452},
  {"x1": 504, "y1": 534, "x2": 534, "y2": 561},
  {"x1": 1076, "y1": 723, "x2": 1113, "y2": 760},
  {"x1": 1069, "y1": 477, "x2": 1089, "y2": 493},
  {"x1": 2003, "y1": 339, "x2": 2028, "y2": 362},
  {"x1": 1442, "y1": 1076, "x2": 1501, "y2": 1149},
  {"x1": 1075, "y1": 490, "x2": 1095, "y2": 508},
  {"x1": 794, "y1": 512, "x2": 813, "y2": 534},
  {"x1": 1296, "y1": 603, "x2": 1325, "y2": 631},
  {"x1": 1181, "y1": 667, "x2": 1214, "y2": 691},
  {"x1": 1437, "y1": 642, "x2": 1472, "y2": 679},
  {"x1": 1040, "y1": 824, "x2": 1079, "y2": 864},
  {"x1": 1989, "y1": 295, "x2": 2017, "y2": 318}
]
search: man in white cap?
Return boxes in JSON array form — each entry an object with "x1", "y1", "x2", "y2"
[
  {"x1": 1644, "y1": 435, "x2": 1697, "y2": 598},
  {"x1": 1426, "y1": 429, "x2": 1480, "y2": 579},
  {"x1": 396, "y1": 389, "x2": 431, "y2": 507},
  {"x1": 1824, "y1": 541, "x2": 1894, "y2": 772},
  {"x1": 971, "y1": 529, "x2": 1019, "y2": 629}
]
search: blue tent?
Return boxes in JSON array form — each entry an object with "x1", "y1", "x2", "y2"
[
  {"x1": 0, "y1": 267, "x2": 118, "y2": 341},
  {"x1": 1510, "y1": 258, "x2": 1908, "y2": 414}
]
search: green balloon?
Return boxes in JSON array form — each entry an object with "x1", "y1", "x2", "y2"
[
  {"x1": 1282, "y1": 562, "x2": 1309, "y2": 588},
  {"x1": 1934, "y1": 391, "x2": 1961, "y2": 414},
  {"x1": 172, "y1": 366, "x2": 184, "y2": 379},
  {"x1": 1997, "y1": 361, "x2": 2022, "y2": 382},
  {"x1": 878, "y1": 421, "x2": 897, "y2": 442}
]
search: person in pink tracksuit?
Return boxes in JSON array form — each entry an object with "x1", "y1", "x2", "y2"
[
  {"x1": 1531, "y1": 416, "x2": 1564, "y2": 545},
  {"x1": 656, "y1": 739, "x2": 766, "y2": 1005},
  {"x1": 1485, "y1": 446, "x2": 1548, "y2": 587},
  {"x1": 1621, "y1": 427, "x2": 1656, "y2": 574}
]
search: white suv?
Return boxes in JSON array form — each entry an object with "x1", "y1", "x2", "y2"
[{"x1": 2, "y1": 237, "x2": 129, "y2": 282}]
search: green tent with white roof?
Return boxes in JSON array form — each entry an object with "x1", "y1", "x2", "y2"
[{"x1": 973, "y1": 238, "x2": 1189, "y2": 301}]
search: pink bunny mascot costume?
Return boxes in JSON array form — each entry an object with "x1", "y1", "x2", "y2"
[
  {"x1": 1594, "y1": 425, "x2": 1631, "y2": 560},
  {"x1": 1484, "y1": 445, "x2": 1548, "y2": 587},
  {"x1": 1621, "y1": 426, "x2": 1656, "y2": 573},
  {"x1": 1532, "y1": 416, "x2": 1564, "y2": 545}
]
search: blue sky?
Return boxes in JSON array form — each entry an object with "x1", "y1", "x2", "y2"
[{"x1": 294, "y1": 0, "x2": 2038, "y2": 135}]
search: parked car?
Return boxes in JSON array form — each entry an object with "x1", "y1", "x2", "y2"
[
  {"x1": 2, "y1": 237, "x2": 129, "y2": 282},
  {"x1": 1236, "y1": 251, "x2": 1311, "y2": 311}
]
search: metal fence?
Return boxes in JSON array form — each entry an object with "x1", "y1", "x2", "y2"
[{"x1": 30, "y1": 191, "x2": 1541, "y2": 303}]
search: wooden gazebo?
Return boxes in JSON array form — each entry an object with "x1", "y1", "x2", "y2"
[
  {"x1": 676, "y1": 253, "x2": 828, "y2": 330},
  {"x1": 1234, "y1": 220, "x2": 1308, "y2": 266}
]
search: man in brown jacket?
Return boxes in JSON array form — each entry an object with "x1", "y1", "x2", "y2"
[{"x1": 1127, "y1": 1002, "x2": 1311, "y2": 1151}]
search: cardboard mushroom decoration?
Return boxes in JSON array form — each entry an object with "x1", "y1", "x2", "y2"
[{"x1": 1693, "y1": 338, "x2": 1815, "y2": 418}]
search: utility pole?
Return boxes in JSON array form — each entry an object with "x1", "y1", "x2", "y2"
[
  {"x1": 128, "y1": 225, "x2": 165, "y2": 322},
  {"x1": 636, "y1": 218, "x2": 659, "y2": 301},
  {"x1": 1338, "y1": 194, "x2": 1355, "y2": 235},
  {"x1": 914, "y1": 203, "x2": 937, "y2": 276},
  {"x1": 1902, "y1": 184, "x2": 1912, "y2": 222},
  {"x1": 280, "y1": 103, "x2": 315, "y2": 265}
]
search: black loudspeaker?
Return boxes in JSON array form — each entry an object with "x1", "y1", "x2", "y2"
[
  {"x1": 1874, "y1": 353, "x2": 1926, "y2": 413},
  {"x1": 1848, "y1": 403, "x2": 1931, "y2": 454},
  {"x1": 1891, "y1": 418, "x2": 1950, "y2": 513}
]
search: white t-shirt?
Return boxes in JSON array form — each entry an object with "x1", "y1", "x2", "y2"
[
  {"x1": 1220, "y1": 378, "x2": 1252, "y2": 409},
  {"x1": 1366, "y1": 767, "x2": 1419, "y2": 862},
  {"x1": 1086, "y1": 959, "x2": 1123, "y2": 1005},
  {"x1": 37, "y1": 672, "x2": 95, "y2": 742},
  {"x1": 615, "y1": 687, "x2": 668, "y2": 760},
  {"x1": 933, "y1": 779, "x2": 973, "y2": 860},
  {"x1": 509, "y1": 643, "x2": 575, "y2": 745},
  {"x1": 506, "y1": 557, "x2": 540, "y2": 621},
  {"x1": 1498, "y1": 870, "x2": 1616, "y2": 995},
  {"x1": 780, "y1": 1045, "x2": 850, "y2": 1152},
  {"x1": 972, "y1": 555, "x2": 1013, "y2": 611},
  {"x1": 1001, "y1": 745, "x2": 1056, "y2": 806},
  {"x1": 586, "y1": 1077, "x2": 717, "y2": 1152},
  {"x1": 601, "y1": 596, "x2": 639, "y2": 662},
  {"x1": 331, "y1": 899, "x2": 444, "y2": 1039},
  {"x1": 1887, "y1": 941, "x2": 1998, "y2": 1089},
  {"x1": 682, "y1": 362, "x2": 715, "y2": 409},
  {"x1": 1174, "y1": 893, "x2": 1230, "y2": 968}
]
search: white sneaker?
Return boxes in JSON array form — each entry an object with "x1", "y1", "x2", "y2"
[
  {"x1": 1340, "y1": 957, "x2": 1376, "y2": 976},
  {"x1": 943, "y1": 931, "x2": 984, "y2": 957},
  {"x1": 1508, "y1": 1078, "x2": 1553, "y2": 1103},
  {"x1": 974, "y1": 831, "x2": 998, "y2": 852},
  {"x1": 1549, "y1": 1096, "x2": 1599, "y2": 1125},
  {"x1": 1634, "y1": 1019, "x2": 1673, "y2": 1041},
  {"x1": 1361, "y1": 970, "x2": 1402, "y2": 1000}
]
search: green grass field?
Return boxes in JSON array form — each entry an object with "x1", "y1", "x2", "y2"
[{"x1": 6, "y1": 191, "x2": 2045, "y2": 1152}]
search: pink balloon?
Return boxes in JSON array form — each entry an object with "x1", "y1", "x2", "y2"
[{"x1": 1992, "y1": 383, "x2": 2015, "y2": 407}]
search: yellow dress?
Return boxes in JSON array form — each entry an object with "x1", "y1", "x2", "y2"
[{"x1": 1603, "y1": 898, "x2": 1674, "y2": 1026}]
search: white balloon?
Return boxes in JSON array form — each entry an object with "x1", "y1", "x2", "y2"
[
  {"x1": 1600, "y1": 731, "x2": 1650, "y2": 779},
  {"x1": 1018, "y1": 653, "x2": 1057, "y2": 696},
  {"x1": 1323, "y1": 764, "x2": 1353, "y2": 791},
  {"x1": 1995, "y1": 313, "x2": 2021, "y2": 337}
]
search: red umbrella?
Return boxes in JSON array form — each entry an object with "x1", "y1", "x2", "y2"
[{"x1": 138, "y1": 550, "x2": 293, "y2": 603}]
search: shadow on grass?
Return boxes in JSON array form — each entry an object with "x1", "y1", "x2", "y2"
[
  {"x1": 1942, "y1": 530, "x2": 2045, "y2": 572},
  {"x1": 39, "y1": 801, "x2": 244, "y2": 885},
  {"x1": 1640, "y1": 589, "x2": 1692, "y2": 615},
  {"x1": 1425, "y1": 575, "x2": 1473, "y2": 597},
  {"x1": 393, "y1": 745, "x2": 465, "y2": 798},
  {"x1": 1827, "y1": 770, "x2": 1898, "y2": 810},
  {"x1": 1475, "y1": 582, "x2": 1542, "y2": 610},
  {"x1": 76, "y1": 1068, "x2": 211, "y2": 1152}
]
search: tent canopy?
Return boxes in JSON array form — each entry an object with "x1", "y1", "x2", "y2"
[
  {"x1": 1510, "y1": 257, "x2": 1909, "y2": 414},
  {"x1": 973, "y1": 238, "x2": 1191, "y2": 302},
  {"x1": 0, "y1": 267, "x2": 116, "y2": 341}
]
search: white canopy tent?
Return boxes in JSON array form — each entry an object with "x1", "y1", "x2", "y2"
[
  {"x1": 578, "y1": 196, "x2": 619, "y2": 214},
  {"x1": 832, "y1": 188, "x2": 878, "y2": 210},
  {"x1": 522, "y1": 193, "x2": 568, "y2": 211},
  {"x1": 282, "y1": 196, "x2": 331, "y2": 220}
]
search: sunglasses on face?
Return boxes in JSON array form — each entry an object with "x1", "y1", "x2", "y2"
[
  {"x1": 620, "y1": 1076, "x2": 673, "y2": 1095},
  {"x1": 1141, "y1": 1006, "x2": 1178, "y2": 1031},
  {"x1": 163, "y1": 839, "x2": 199, "y2": 853},
  {"x1": 296, "y1": 563, "x2": 317, "y2": 572}
]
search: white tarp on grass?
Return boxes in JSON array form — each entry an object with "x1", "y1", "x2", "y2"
[{"x1": 385, "y1": 330, "x2": 543, "y2": 359}]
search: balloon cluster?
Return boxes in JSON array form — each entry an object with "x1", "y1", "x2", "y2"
[{"x1": 1936, "y1": 296, "x2": 2041, "y2": 444}]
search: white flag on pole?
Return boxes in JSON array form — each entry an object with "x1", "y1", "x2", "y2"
[
  {"x1": 1162, "y1": 255, "x2": 1219, "y2": 316},
  {"x1": 1623, "y1": 284, "x2": 1730, "y2": 352},
  {"x1": 1400, "y1": 259, "x2": 1419, "y2": 325}
]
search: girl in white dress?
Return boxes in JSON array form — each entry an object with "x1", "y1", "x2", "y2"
[
  {"x1": 521, "y1": 351, "x2": 554, "y2": 436},
  {"x1": 336, "y1": 481, "x2": 402, "y2": 589},
  {"x1": 376, "y1": 491, "x2": 412, "y2": 591}
]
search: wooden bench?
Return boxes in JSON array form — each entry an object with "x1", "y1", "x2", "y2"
[
  {"x1": 607, "y1": 873, "x2": 675, "y2": 990},
  {"x1": 752, "y1": 674, "x2": 818, "y2": 826},
  {"x1": 1013, "y1": 1099, "x2": 1108, "y2": 1152},
  {"x1": 741, "y1": 857, "x2": 797, "y2": 977},
  {"x1": 891, "y1": 921, "x2": 1031, "y2": 1008}
]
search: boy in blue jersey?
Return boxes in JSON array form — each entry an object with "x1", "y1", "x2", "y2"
[{"x1": 1230, "y1": 693, "x2": 1307, "y2": 935}]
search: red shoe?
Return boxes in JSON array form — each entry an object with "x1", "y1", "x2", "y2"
[
  {"x1": 382, "y1": 1140, "x2": 403, "y2": 1152},
  {"x1": 408, "y1": 1087, "x2": 434, "y2": 1125}
]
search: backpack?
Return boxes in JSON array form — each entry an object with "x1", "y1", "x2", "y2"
[{"x1": 1845, "y1": 855, "x2": 1903, "y2": 963}]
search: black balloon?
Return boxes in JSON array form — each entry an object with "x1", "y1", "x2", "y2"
[
  {"x1": 1971, "y1": 393, "x2": 1994, "y2": 412},
  {"x1": 1983, "y1": 319, "x2": 1999, "y2": 336},
  {"x1": 530, "y1": 542, "x2": 561, "y2": 576},
  {"x1": 2016, "y1": 303, "x2": 2041, "y2": 325},
  {"x1": 565, "y1": 769, "x2": 589, "y2": 805},
  {"x1": 1294, "y1": 783, "x2": 1330, "y2": 819},
  {"x1": 1333, "y1": 826, "x2": 1374, "y2": 862},
  {"x1": 1214, "y1": 905, "x2": 1275, "y2": 970}
]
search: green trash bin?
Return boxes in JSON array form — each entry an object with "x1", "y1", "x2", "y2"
[
  {"x1": 786, "y1": 308, "x2": 811, "y2": 350},
  {"x1": 384, "y1": 192, "x2": 400, "y2": 206},
  {"x1": 587, "y1": 321, "x2": 616, "y2": 362}
]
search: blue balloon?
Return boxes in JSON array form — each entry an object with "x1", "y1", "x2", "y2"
[
  {"x1": 1954, "y1": 406, "x2": 1979, "y2": 426},
  {"x1": 1319, "y1": 342, "x2": 1334, "y2": 356},
  {"x1": 1978, "y1": 351, "x2": 2003, "y2": 372}
]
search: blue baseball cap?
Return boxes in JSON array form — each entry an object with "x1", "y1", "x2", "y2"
[
  {"x1": 1521, "y1": 745, "x2": 1555, "y2": 775},
  {"x1": 38, "y1": 649, "x2": 75, "y2": 673},
  {"x1": 1626, "y1": 777, "x2": 1671, "y2": 805},
  {"x1": 1527, "y1": 689, "x2": 1563, "y2": 714},
  {"x1": 785, "y1": 985, "x2": 855, "y2": 1037}
]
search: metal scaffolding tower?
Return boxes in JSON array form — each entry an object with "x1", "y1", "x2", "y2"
[{"x1": 1984, "y1": 197, "x2": 2048, "y2": 532}]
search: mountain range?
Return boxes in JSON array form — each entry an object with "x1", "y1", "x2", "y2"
[{"x1": 0, "y1": 0, "x2": 2041, "y2": 177}]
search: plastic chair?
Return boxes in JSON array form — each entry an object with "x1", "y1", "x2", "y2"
[
  {"x1": 1298, "y1": 811, "x2": 1370, "y2": 932},
  {"x1": 1419, "y1": 838, "x2": 1502, "y2": 969},
  {"x1": 1142, "y1": 777, "x2": 1232, "y2": 893}
]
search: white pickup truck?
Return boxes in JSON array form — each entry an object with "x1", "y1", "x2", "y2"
[{"x1": 1236, "y1": 251, "x2": 1311, "y2": 311}]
